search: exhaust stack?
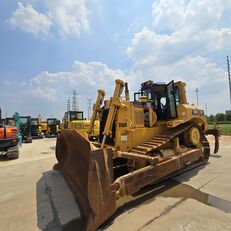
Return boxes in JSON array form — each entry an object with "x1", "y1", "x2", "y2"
[{"x1": 125, "y1": 82, "x2": 130, "y2": 101}]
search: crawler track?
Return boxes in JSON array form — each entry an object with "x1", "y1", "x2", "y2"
[{"x1": 131, "y1": 122, "x2": 210, "y2": 159}]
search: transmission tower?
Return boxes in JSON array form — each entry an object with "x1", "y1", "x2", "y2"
[
  {"x1": 67, "y1": 98, "x2": 71, "y2": 112},
  {"x1": 72, "y1": 90, "x2": 79, "y2": 111},
  {"x1": 87, "y1": 98, "x2": 93, "y2": 120}
]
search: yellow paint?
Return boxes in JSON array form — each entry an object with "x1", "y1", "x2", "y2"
[
  {"x1": 39, "y1": 122, "x2": 47, "y2": 133},
  {"x1": 96, "y1": 79, "x2": 209, "y2": 152},
  {"x1": 69, "y1": 120, "x2": 100, "y2": 137}
]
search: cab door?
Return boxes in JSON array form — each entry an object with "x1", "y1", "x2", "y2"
[{"x1": 166, "y1": 81, "x2": 177, "y2": 119}]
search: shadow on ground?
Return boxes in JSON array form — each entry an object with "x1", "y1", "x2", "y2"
[
  {"x1": 100, "y1": 164, "x2": 205, "y2": 229},
  {"x1": 36, "y1": 174, "x2": 60, "y2": 231},
  {"x1": 36, "y1": 170, "x2": 84, "y2": 231},
  {"x1": 36, "y1": 159, "x2": 231, "y2": 231},
  {"x1": 0, "y1": 155, "x2": 17, "y2": 161}
]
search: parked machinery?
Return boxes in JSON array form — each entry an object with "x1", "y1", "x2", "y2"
[
  {"x1": 62, "y1": 110, "x2": 84, "y2": 129},
  {"x1": 45, "y1": 118, "x2": 61, "y2": 137},
  {"x1": 0, "y1": 111, "x2": 21, "y2": 159},
  {"x1": 31, "y1": 118, "x2": 43, "y2": 139},
  {"x1": 19, "y1": 116, "x2": 32, "y2": 143},
  {"x1": 54, "y1": 79, "x2": 219, "y2": 231},
  {"x1": 5, "y1": 117, "x2": 16, "y2": 126},
  {"x1": 62, "y1": 110, "x2": 99, "y2": 140},
  {"x1": 39, "y1": 121, "x2": 47, "y2": 135}
]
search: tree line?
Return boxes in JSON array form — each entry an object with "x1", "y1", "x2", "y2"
[{"x1": 207, "y1": 113, "x2": 231, "y2": 123}]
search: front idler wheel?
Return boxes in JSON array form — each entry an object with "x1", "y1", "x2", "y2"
[{"x1": 183, "y1": 127, "x2": 200, "y2": 148}]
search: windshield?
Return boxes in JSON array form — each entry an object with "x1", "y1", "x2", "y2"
[
  {"x1": 31, "y1": 119, "x2": 38, "y2": 125},
  {"x1": 70, "y1": 112, "x2": 83, "y2": 121},
  {"x1": 20, "y1": 118, "x2": 28, "y2": 125},
  {"x1": 6, "y1": 118, "x2": 15, "y2": 126},
  {"x1": 143, "y1": 89, "x2": 152, "y2": 100},
  {"x1": 47, "y1": 119, "x2": 56, "y2": 125}
]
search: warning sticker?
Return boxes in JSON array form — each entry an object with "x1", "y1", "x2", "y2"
[{"x1": 121, "y1": 135, "x2": 128, "y2": 141}]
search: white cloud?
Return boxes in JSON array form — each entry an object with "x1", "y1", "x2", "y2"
[
  {"x1": 3, "y1": 80, "x2": 11, "y2": 85},
  {"x1": 33, "y1": 87, "x2": 58, "y2": 101},
  {"x1": 152, "y1": 0, "x2": 230, "y2": 31},
  {"x1": 46, "y1": 0, "x2": 90, "y2": 38},
  {"x1": 20, "y1": 60, "x2": 139, "y2": 117},
  {"x1": 152, "y1": 0, "x2": 186, "y2": 31},
  {"x1": 9, "y1": 2, "x2": 53, "y2": 38},
  {"x1": 9, "y1": 0, "x2": 90, "y2": 38},
  {"x1": 23, "y1": 61, "x2": 129, "y2": 103},
  {"x1": 126, "y1": 0, "x2": 231, "y2": 113}
]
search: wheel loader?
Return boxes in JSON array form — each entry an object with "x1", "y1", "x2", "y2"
[{"x1": 54, "y1": 79, "x2": 219, "y2": 231}]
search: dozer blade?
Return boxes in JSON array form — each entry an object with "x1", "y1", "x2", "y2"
[
  {"x1": 54, "y1": 130, "x2": 117, "y2": 231},
  {"x1": 54, "y1": 130, "x2": 209, "y2": 230}
]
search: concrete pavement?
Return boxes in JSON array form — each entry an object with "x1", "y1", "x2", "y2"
[
  {"x1": 0, "y1": 136, "x2": 231, "y2": 231},
  {"x1": 0, "y1": 138, "x2": 57, "y2": 231},
  {"x1": 102, "y1": 136, "x2": 231, "y2": 230}
]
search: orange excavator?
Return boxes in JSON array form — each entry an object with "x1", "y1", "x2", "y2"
[{"x1": 0, "y1": 109, "x2": 20, "y2": 159}]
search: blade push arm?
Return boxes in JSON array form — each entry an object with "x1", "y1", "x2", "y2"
[
  {"x1": 88, "y1": 89, "x2": 105, "y2": 134},
  {"x1": 101, "y1": 79, "x2": 124, "y2": 148}
]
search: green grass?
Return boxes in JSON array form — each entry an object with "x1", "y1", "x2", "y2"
[{"x1": 209, "y1": 123, "x2": 231, "y2": 135}]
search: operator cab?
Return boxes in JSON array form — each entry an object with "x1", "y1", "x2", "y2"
[
  {"x1": 47, "y1": 118, "x2": 57, "y2": 126},
  {"x1": 63, "y1": 111, "x2": 84, "y2": 129},
  {"x1": 134, "y1": 80, "x2": 180, "y2": 120},
  {"x1": 31, "y1": 118, "x2": 39, "y2": 126},
  {"x1": 5, "y1": 117, "x2": 16, "y2": 126},
  {"x1": 31, "y1": 118, "x2": 39, "y2": 137},
  {"x1": 19, "y1": 116, "x2": 32, "y2": 142}
]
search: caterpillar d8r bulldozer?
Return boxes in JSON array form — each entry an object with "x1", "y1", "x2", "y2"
[{"x1": 54, "y1": 79, "x2": 219, "y2": 231}]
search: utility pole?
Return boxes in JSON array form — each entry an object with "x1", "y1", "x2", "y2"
[
  {"x1": 87, "y1": 98, "x2": 93, "y2": 120},
  {"x1": 227, "y1": 56, "x2": 231, "y2": 104},
  {"x1": 205, "y1": 102, "x2": 208, "y2": 116},
  {"x1": 67, "y1": 98, "x2": 71, "y2": 112},
  {"x1": 195, "y1": 88, "x2": 199, "y2": 106},
  {"x1": 72, "y1": 90, "x2": 79, "y2": 111}
]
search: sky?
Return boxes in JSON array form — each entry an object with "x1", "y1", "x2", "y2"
[{"x1": 0, "y1": 0, "x2": 231, "y2": 119}]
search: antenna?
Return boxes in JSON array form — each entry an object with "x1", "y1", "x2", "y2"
[{"x1": 87, "y1": 97, "x2": 93, "y2": 120}]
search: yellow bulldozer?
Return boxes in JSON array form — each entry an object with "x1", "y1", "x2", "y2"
[
  {"x1": 54, "y1": 79, "x2": 219, "y2": 231},
  {"x1": 62, "y1": 110, "x2": 100, "y2": 140}
]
